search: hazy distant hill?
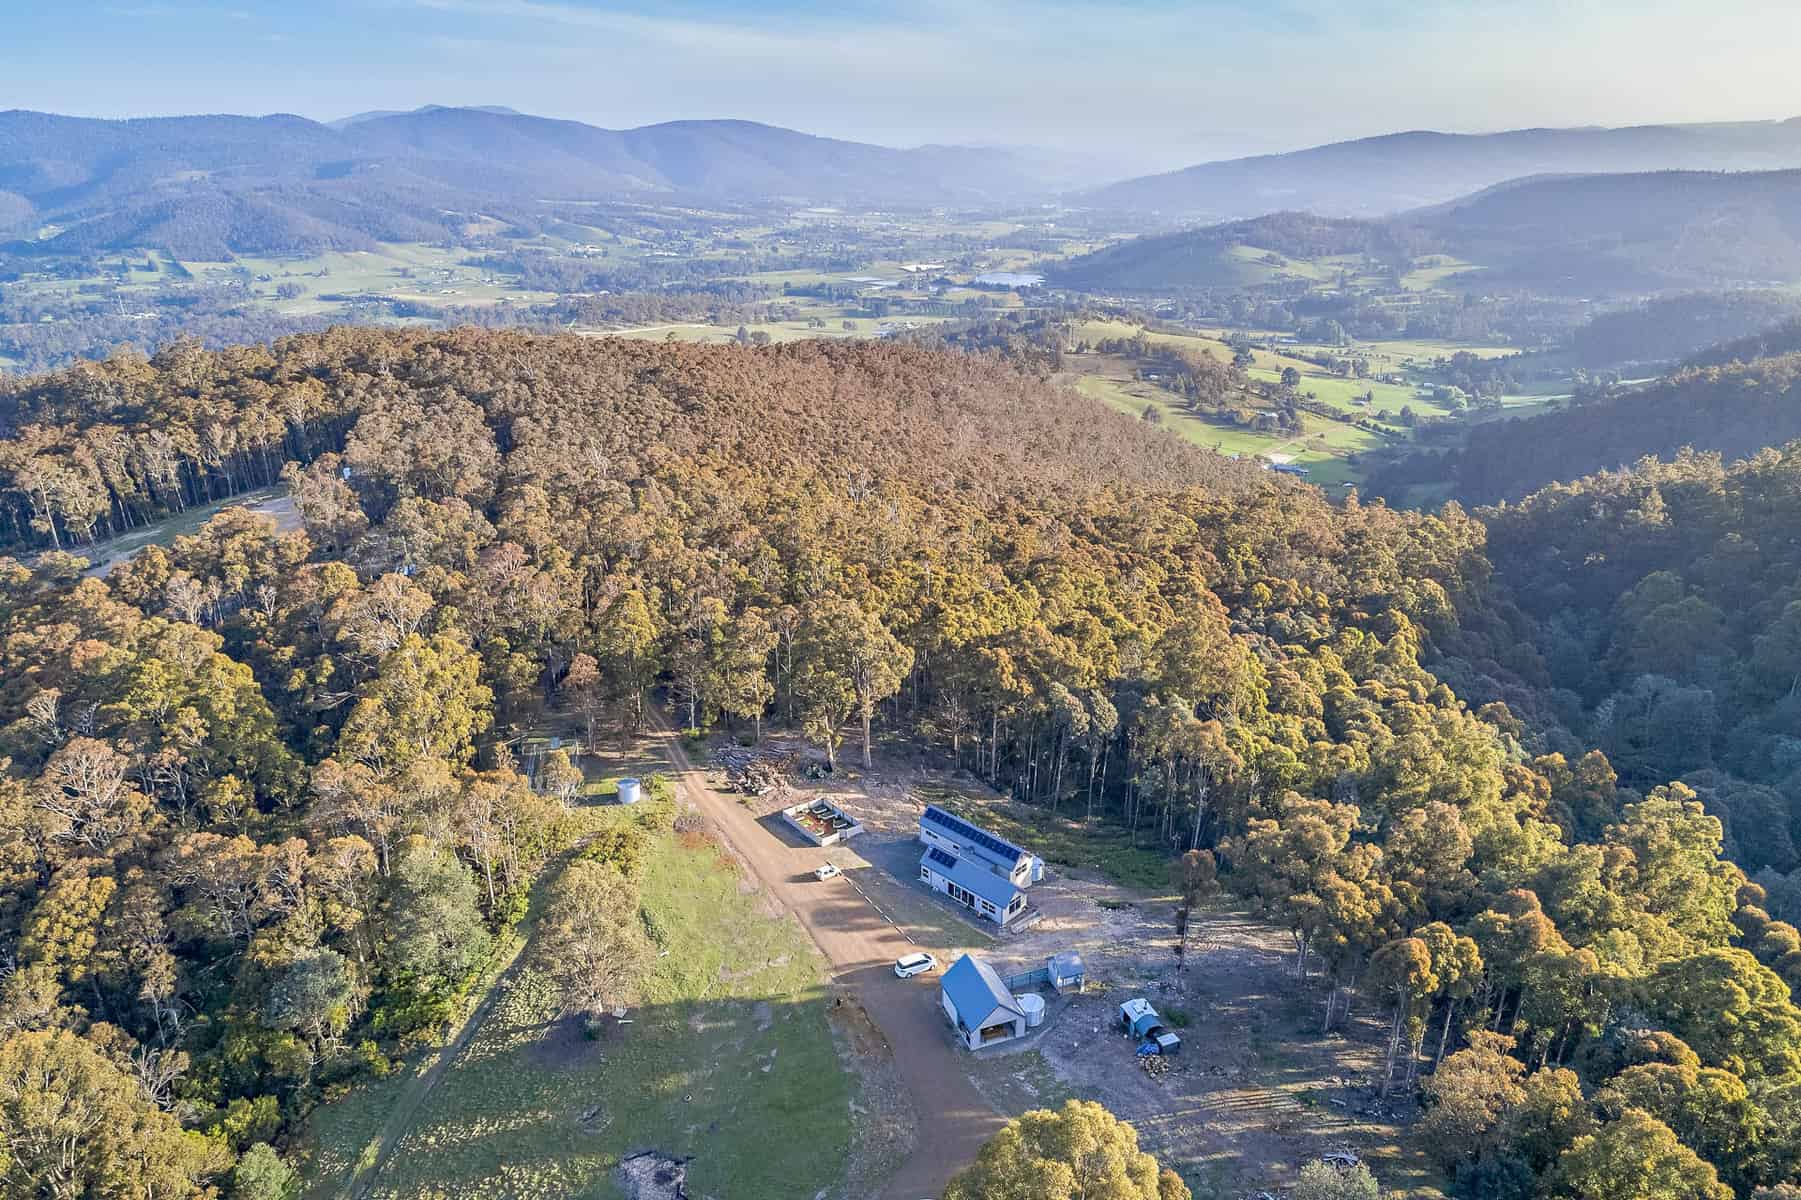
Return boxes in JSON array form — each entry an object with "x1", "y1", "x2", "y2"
[
  {"x1": 1082, "y1": 119, "x2": 1801, "y2": 219},
  {"x1": 1052, "y1": 211, "x2": 1426, "y2": 290},
  {"x1": 1058, "y1": 169, "x2": 1801, "y2": 296},
  {"x1": 0, "y1": 106, "x2": 1061, "y2": 257},
  {"x1": 1411, "y1": 169, "x2": 1801, "y2": 292}
]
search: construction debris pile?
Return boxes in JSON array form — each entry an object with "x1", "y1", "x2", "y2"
[{"x1": 712, "y1": 745, "x2": 799, "y2": 798}]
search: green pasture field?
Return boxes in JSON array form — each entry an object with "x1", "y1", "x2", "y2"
[{"x1": 303, "y1": 806, "x2": 852, "y2": 1200}]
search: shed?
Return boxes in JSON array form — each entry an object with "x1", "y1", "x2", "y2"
[
  {"x1": 1047, "y1": 951, "x2": 1086, "y2": 994},
  {"x1": 1119, "y1": 997, "x2": 1180, "y2": 1055},
  {"x1": 940, "y1": 955, "x2": 1027, "y2": 1050}
]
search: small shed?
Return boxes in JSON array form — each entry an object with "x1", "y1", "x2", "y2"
[
  {"x1": 1119, "y1": 997, "x2": 1181, "y2": 1055},
  {"x1": 940, "y1": 955, "x2": 1027, "y2": 1050},
  {"x1": 1047, "y1": 951, "x2": 1086, "y2": 995}
]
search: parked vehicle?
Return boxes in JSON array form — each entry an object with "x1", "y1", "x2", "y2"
[
  {"x1": 893, "y1": 952, "x2": 938, "y2": 978},
  {"x1": 814, "y1": 862, "x2": 841, "y2": 881}
]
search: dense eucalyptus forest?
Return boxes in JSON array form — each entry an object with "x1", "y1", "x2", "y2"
[{"x1": 2, "y1": 330, "x2": 1800, "y2": 1198}]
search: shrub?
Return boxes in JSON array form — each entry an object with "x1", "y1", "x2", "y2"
[
  {"x1": 209, "y1": 1095, "x2": 282, "y2": 1152},
  {"x1": 578, "y1": 824, "x2": 648, "y2": 878},
  {"x1": 1293, "y1": 1161, "x2": 1379, "y2": 1200},
  {"x1": 231, "y1": 1142, "x2": 299, "y2": 1200}
]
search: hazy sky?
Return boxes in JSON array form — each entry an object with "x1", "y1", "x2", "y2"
[{"x1": 10, "y1": 0, "x2": 1801, "y2": 171}]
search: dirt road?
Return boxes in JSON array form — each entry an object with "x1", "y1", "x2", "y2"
[{"x1": 653, "y1": 724, "x2": 1003, "y2": 1200}]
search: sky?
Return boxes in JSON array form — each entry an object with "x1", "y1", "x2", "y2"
[{"x1": 9, "y1": 0, "x2": 1801, "y2": 172}]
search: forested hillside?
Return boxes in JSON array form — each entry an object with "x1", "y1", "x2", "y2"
[
  {"x1": 0, "y1": 107, "x2": 1060, "y2": 257},
  {"x1": 1061, "y1": 169, "x2": 1801, "y2": 298},
  {"x1": 1081, "y1": 117, "x2": 1801, "y2": 218},
  {"x1": 1458, "y1": 446, "x2": 1801, "y2": 890},
  {"x1": 1374, "y1": 347, "x2": 1801, "y2": 504},
  {"x1": 1052, "y1": 212, "x2": 1424, "y2": 290},
  {"x1": 2, "y1": 331, "x2": 1800, "y2": 1198}
]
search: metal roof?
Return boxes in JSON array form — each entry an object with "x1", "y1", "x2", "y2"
[
  {"x1": 920, "y1": 805, "x2": 1030, "y2": 870},
  {"x1": 1120, "y1": 998, "x2": 1157, "y2": 1024},
  {"x1": 940, "y1": 955, "x2": 1025, "y2": 1028},
  {"x1": 1049, "y1": 951, "x2": 1085, "y2": 977},
  {"x1": 919, "y1": 846, "x2": 1024, "y2": 910}
]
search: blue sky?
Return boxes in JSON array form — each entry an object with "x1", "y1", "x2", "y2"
[{"x1": 9, "y1": 1, "x2": 1801, "y2": 170}]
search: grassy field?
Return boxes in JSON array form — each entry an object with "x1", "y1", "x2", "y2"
[
  {"x1": 1065, "y1": 319, "x2": 1537, "y2": 488},
  {"x1": 197, "y1": 245, "x2": 558, "y2": 317},
  {"x1": 1066, "y1": 349, "x2": 1396, "y2": 485},
  {"x1": 302, "y1": 802, "x2": 853, "y2": 1200},
  {"x1": 599, "y1": 313, "x2": 958, "y2": 346}
]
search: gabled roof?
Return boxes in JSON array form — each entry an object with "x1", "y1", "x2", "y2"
[
  {"x1": 940, "y1": 954, "x2": 1025, "y2": 1028},
  {"x1": 1049, "y1": 951, "x2": 1085, "y2": 978},
  {"x1": 921, "y1": 846, "x2": 1023, "y2": 910},
  {"x1": 920, "y1": 804, "x2": 1031, "y2": 871}
]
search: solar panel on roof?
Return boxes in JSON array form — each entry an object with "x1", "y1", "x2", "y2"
[
  {"x1": 926, "y1": 846, "x2": 960, "y2": 871},
  {"x1": 922, "y1": 805, "x2": 1026, "y2": 865}
]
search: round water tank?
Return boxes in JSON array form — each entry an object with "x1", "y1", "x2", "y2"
[
  {"x1": 1017, "y1": 993, "x2": 1046, "y2": 1028},
  {"x1": 616, "y1": 777, "x2": 641, "y2": 805}
]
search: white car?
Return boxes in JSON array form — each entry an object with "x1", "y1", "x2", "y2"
[
  {"x1": 893, "y1": 952, "x2": 937, "y2": 978},
  {"x1": 813, "y1": 862, "x2": 841, "y2": 881}
]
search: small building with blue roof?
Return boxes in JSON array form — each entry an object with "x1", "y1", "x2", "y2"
[{"x1": 939, "y1": 954, "x2": 1027, "y2": 1049}]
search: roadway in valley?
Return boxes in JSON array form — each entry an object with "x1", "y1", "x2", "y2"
[{"x1": 651, "y1": 717, "x2": 1004, "y2": 1200}]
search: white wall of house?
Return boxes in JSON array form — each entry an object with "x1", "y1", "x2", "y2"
[{"x1": 919, "y1": 863, "x2": 1025, "y2": 927}]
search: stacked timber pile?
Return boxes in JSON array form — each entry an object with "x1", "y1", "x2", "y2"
[{"x1": 711, "y1": 745, "x2": 800, "y2": 798}]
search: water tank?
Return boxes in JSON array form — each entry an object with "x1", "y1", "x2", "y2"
[
  {"x1": 1029, "y1": 856, "x2": 1045, "y2": 883},
  {"x1": 1017, "y1": 993, "x2": 1046, "y2": 1028},
  {"x1": 616, "y1": 777, "x2": 641, "y2": 805}
]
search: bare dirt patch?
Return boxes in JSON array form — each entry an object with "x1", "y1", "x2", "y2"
[
  {"x1": 719, "y1": 737, "x2": 1443, "y2": 1197},
  {"x1": 825, "y1": 989, "x2": 919, "y2": 1200}
]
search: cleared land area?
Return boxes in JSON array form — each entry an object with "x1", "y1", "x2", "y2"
[
  {"x1": 299, "y1": 748, "x2": 862, "y2": 1200},
  {"x1": 711, "y1": 736, "x2": 1447, "y2": 1198}
]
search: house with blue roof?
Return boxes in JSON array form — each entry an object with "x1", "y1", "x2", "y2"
[
  {"x1": 918, "y1": 805, "x2": 1043, "y2": 890},
  {"x1": 939, "y1": 954, "x2": 1027, "y2": 1049},
  {"x1": 919, "y1": 845, "x2": 1028, "y2": 926}
]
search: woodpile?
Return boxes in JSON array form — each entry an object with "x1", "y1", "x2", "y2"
[
  {"x1": 1138, "y1": 1054, "x2": 1172, "y2": 1079},
  {"x1": 711, "y1": 745, "x2": 799, "y2": 797}
]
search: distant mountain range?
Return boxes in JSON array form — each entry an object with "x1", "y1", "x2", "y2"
[
  {"x1": 0, "y1": 106, "x2": 1065, "y2": 257},
  {"x1": 1056, "y1": 168, "x2": 1801, "y2": 296},
  {"x1": 15, "y1": 104, "x2": 1801, "y2": 277},
  {"x1": 1080, "y1": 119, "x2": 1801, "y2": 220}
]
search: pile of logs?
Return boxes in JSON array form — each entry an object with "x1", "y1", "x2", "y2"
[
  {"x1": 1138, "y1": 1054, "x2": 1173, "y2": 1079},
  {"x1": 712, "y1": 746, "x2": 799, "y2": 797}
]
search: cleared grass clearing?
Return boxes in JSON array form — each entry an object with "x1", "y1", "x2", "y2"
[
  {"x1": 64, "y1": 485, "x2": 298, "y2": 578},
  {"x1": 193, "y1": 245, "x2": 557, "y2": 316},
  {"x1": 1070, "y1": 367, "x2": 1391, "y2": 485},
  {"x1": 1398, "y1": 256, "x2": 1483, "y2": 291},
  {"x1": 334, "y1": 811, "x2": 852, "y2": 1200}
]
